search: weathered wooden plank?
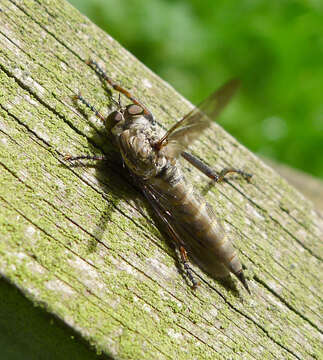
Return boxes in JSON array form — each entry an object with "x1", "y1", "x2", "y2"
[
  {"x1": 266, "y1": 159, "x2": 323, "y2": 216},
  {"x1": 0, "y1": 0, "x2": 322, "y2": 359}
]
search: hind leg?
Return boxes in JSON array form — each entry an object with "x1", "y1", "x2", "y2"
[{"x1": 182, "y1": 151, "x2": 252, "y2": 183}]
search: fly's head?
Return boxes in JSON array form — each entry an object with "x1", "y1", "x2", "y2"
[
  {"x1": 108, "y1": 104, "x2": 148, "y2": 136},
  {"x1": 108, "y1": 104, "x2": 166, "y2": 179}
]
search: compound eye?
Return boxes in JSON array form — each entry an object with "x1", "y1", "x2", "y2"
[
  {"x1": 108, "y1": 110, "x2": 123, "y2": 123},
  {"x1": 127, "y1": 104, "x2": 144, "y2": 116}
]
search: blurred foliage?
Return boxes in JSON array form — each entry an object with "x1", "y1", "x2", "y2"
[{"x1": 69, "y1": 0, "x2": 323, "y2": 178}]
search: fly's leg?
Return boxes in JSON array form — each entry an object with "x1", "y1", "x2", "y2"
[
  {"x1": 214, "y1": 168, "x2": 252, "y2": 183},
  {"x1": 86, "y1": 59, "x2": 154, "y2": 121},
  {"x1": 73, "y1": 93, "x2": 105, "y2": 122},
  {"x1": 65, "y1": 94, "x2": 107, "y2": 162},
  {"x1": 179, "y1": 246, "x2": 200, "y2": 289},
  {"x1": 182, "y1": 151, "x2": 252, "y2": 183},
  {"x1": 64, "y1": 154, "x2": 107, "y2": 162}
]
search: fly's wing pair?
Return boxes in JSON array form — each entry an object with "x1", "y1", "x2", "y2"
[{"x1": 155, "y1": 79, "x2": 240, "y2": 159}]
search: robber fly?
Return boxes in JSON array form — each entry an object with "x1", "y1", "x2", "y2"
[{"x1": 66, "y1": 60, "x2": 252, "y2": 293}]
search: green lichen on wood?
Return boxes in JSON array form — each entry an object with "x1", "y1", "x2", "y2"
[{"x1": 0, "y1": 0, "x2": 322, "y2": 359}]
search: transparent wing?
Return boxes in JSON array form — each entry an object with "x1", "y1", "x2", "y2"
[
  {"x1": 156, "y1": 79, "x2": 240, "y2": 158},
  {"x1": 135, "y1": 176, "x2": 185, "y2": 248}
]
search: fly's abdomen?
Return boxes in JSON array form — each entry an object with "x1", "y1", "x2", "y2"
[{"x1": 150, "y1": 174, "x2": 243, "y2": 279}]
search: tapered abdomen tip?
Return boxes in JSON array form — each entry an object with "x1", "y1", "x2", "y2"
[{"x1": 236, "y1": 271, "x2": 250, "y2": 294}]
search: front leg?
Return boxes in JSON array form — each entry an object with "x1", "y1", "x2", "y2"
[
  {"x1": 64, "y1": 154, "x2": 107, "y2": 162},
  {"x1": 181, "y1": 151, "x2": 252, "y2": 183}
]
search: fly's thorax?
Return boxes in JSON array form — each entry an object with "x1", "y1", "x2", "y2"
[
  {"x1": 109, "y1": 104, "x2": 167, "y2": 179},
  {"x1": 118, "y1": 127, "x2": 168, "y2": 179}
]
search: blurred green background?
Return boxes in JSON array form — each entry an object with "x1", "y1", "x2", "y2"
[{"x1": 69, "y1": 0, "x2": 323, "y2": 178}]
